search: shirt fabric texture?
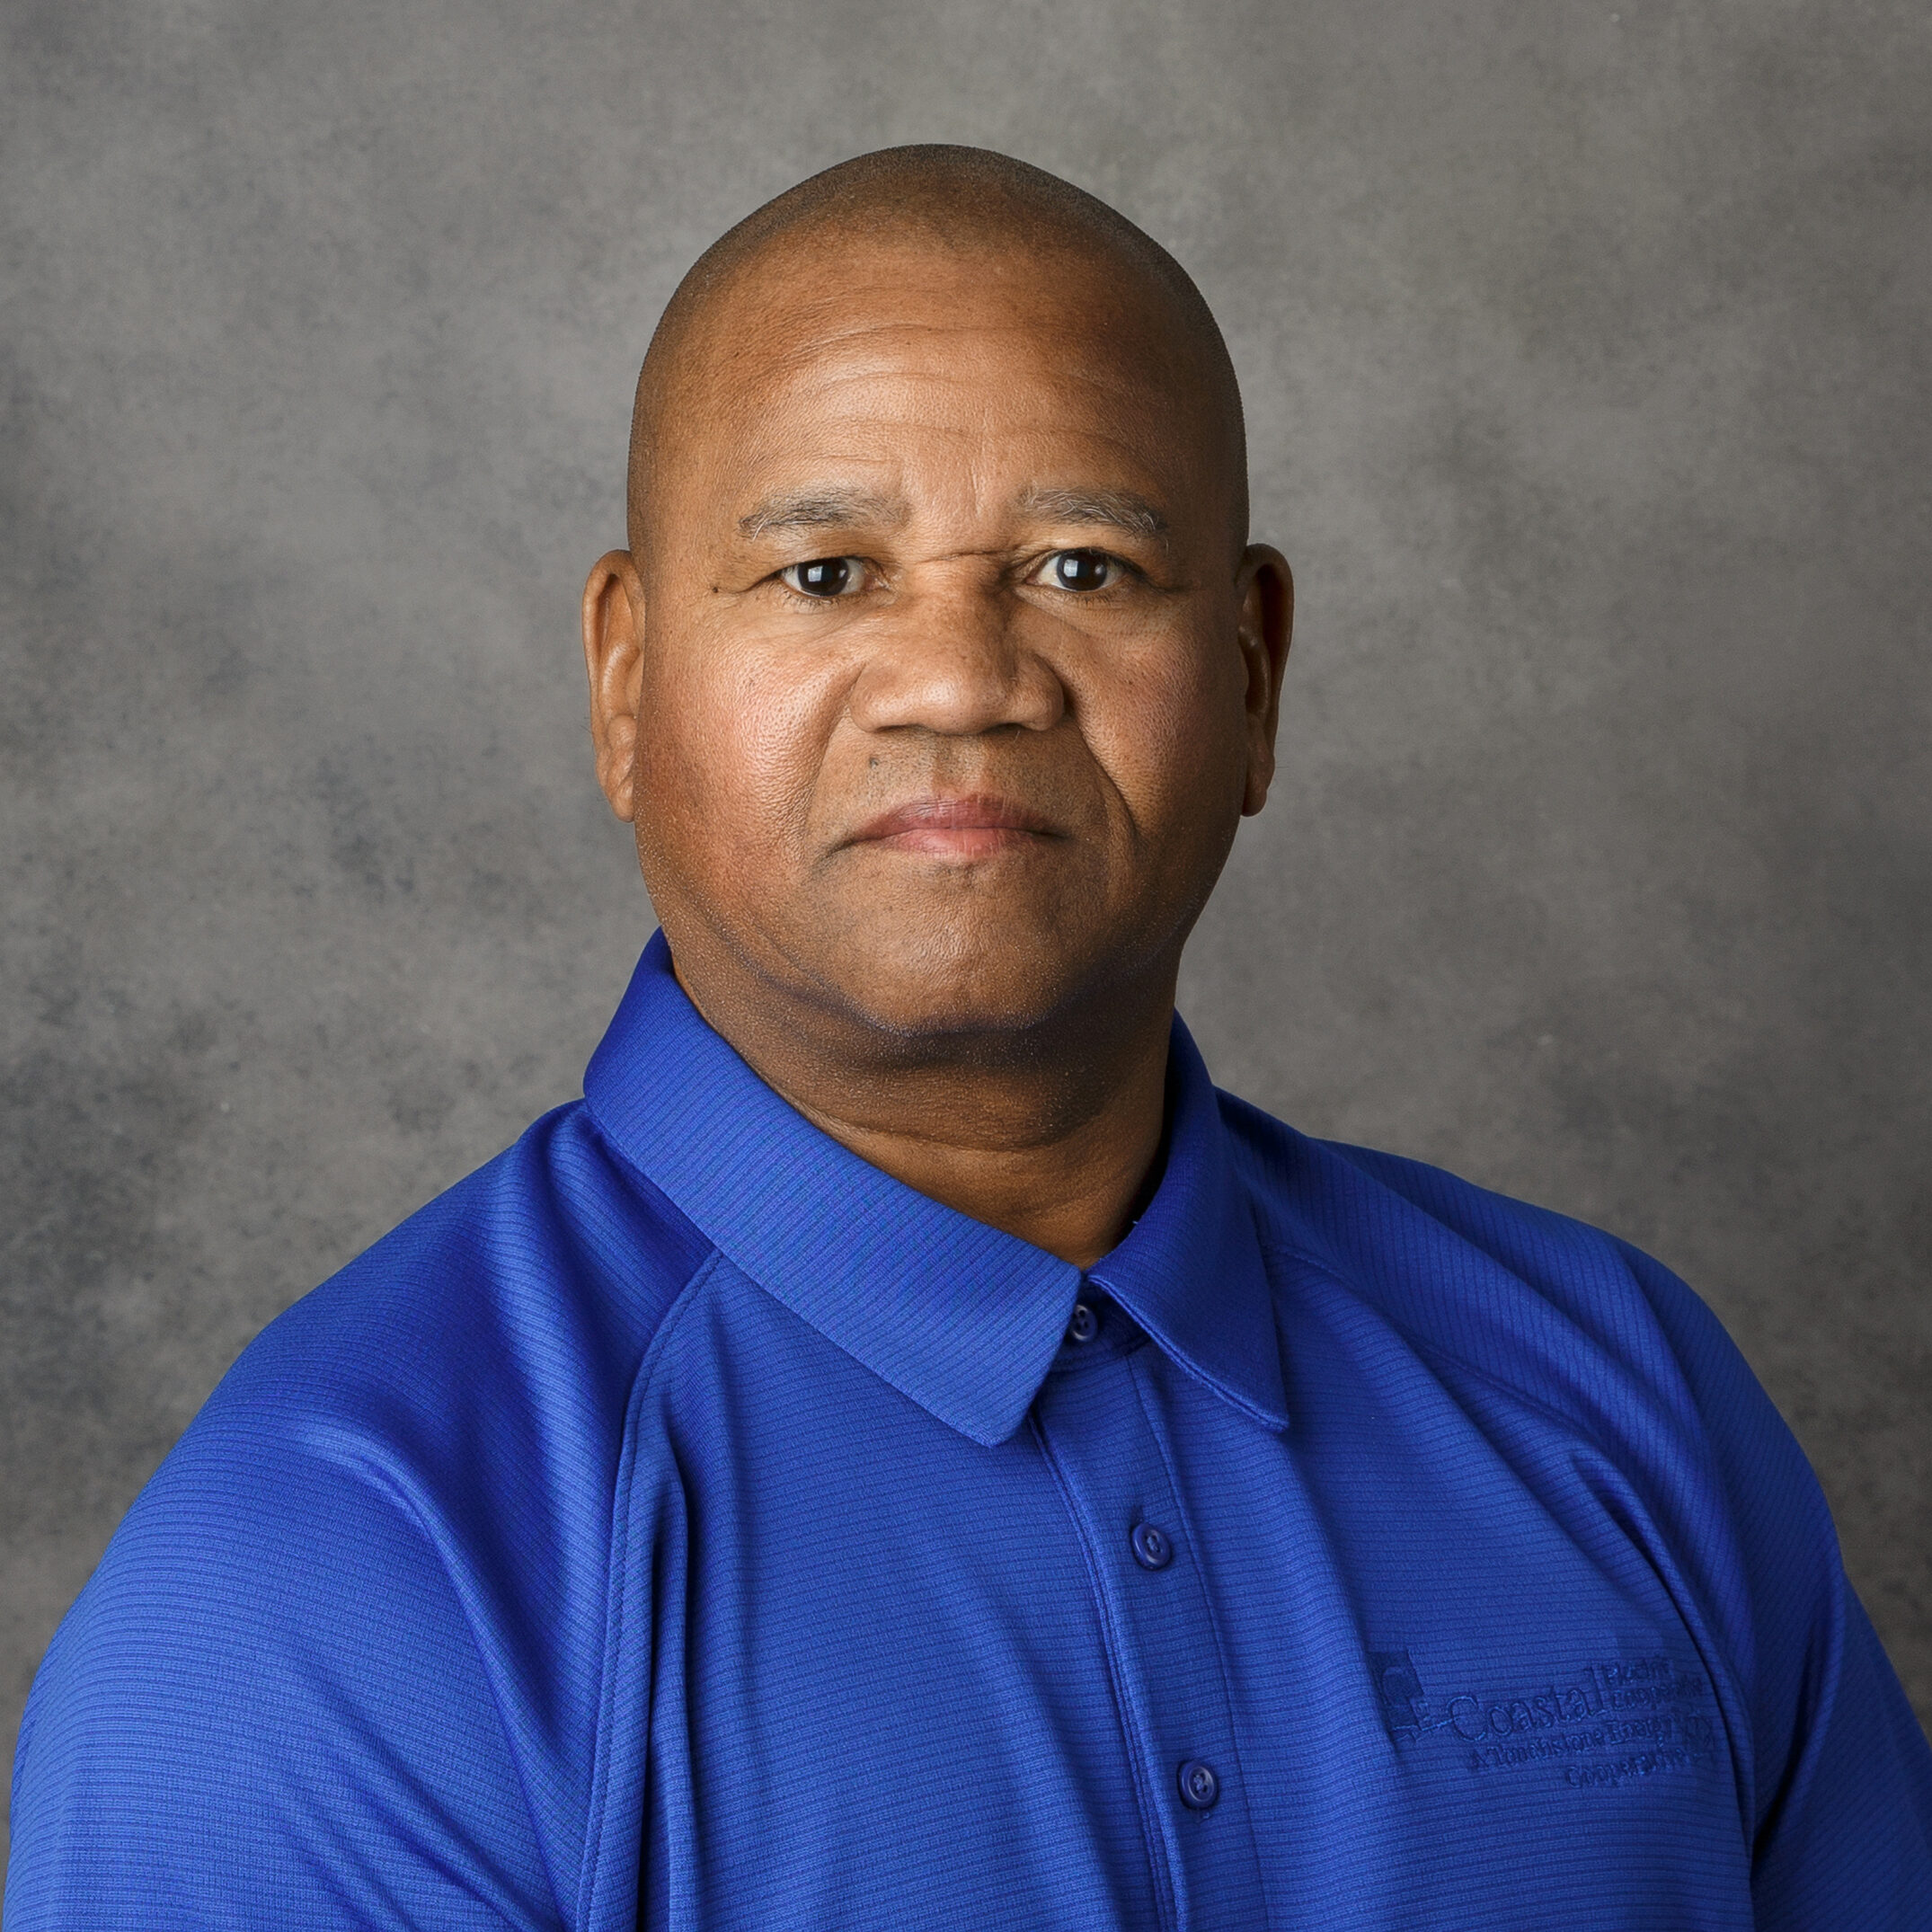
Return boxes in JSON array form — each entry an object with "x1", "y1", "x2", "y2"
[{"x1": 10, "y1": 932, "x2": 1932, "y2": 1929}]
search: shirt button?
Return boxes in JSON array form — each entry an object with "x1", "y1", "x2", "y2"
[
  {"x1": 1177, "y1": 1759, "x2": 1220, "y2": 1811},
  {"x1": 1130, "y1": 1521, "x2": 1174, "y2": 1570},
  {"x1": 1064, "y1": 1300, "x2": 1101, "y2": 1345}
]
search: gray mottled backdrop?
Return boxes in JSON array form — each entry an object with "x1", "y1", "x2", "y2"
[{"x1": 4, "y1": 0, "x2": 1928, "y2": 1872}]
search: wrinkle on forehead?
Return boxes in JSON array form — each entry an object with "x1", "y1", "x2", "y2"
[{"x1": 674, "y1": 315, "x2": 1203, "y2": 474}]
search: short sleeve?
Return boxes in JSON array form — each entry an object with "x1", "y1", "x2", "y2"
[
  {"x1": 1750, "y1": 1588, "x2": 1932, "y2": 1928},
  {"x1": 1617, "y1": 1239, "x2": 1932, "y2": 1927},
  {"x1": 5, "y1": 1403, "x2": 561, "y2": 1930}
]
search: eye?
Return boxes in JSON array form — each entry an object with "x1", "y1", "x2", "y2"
[
  {"x1": 779, "y1": 556, "x2": 864, "y2": 598},
  {"x1": 1035, "y1": 549, "x2": 1122, "y2": 592}
]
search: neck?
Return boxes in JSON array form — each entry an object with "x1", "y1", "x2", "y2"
[{"x1": 669, "y1": 942, "x2": 1175, "y2": 1271}]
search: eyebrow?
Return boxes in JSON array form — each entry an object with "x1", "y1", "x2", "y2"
[
  {"x1": 738, "y1": 489, "x2": 907, "y2": 539},
  {"x1": 735, "y1": 483, "x2": 1172, "y2": 544},
  {"x1": 1015, "y1": 485, "x2": 1169, "y2": 539}
]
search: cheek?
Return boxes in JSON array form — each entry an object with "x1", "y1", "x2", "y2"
[
  {"x1": 636, "y1": 625, "x2": 847, "y2": 872},
  {"x1": 1077, "y1": 626, "x2": 1248, "y2": 835}
]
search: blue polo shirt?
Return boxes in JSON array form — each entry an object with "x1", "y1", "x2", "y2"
[{"x1": 10, "y1": 934, "x2": 1931, "y2": 1929}]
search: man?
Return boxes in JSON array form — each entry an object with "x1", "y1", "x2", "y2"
[{"x1": 9, "y1": 145, "x2": 1930, "y2": 1929}]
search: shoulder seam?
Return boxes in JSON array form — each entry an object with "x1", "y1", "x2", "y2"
[
  {"x1": 1253, "y1": 1229, "x2": 1653, "y2": 1452},
  {"x1": 575, "y1": 1242, "x2": 730, "y2": 1927}
]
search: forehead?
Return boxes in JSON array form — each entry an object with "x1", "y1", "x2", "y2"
[{"x1": 656, "y1": 235, "x2": 1225, "y2": 509}]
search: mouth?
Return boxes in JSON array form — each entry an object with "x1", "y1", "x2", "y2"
[{"x1": 846, "y1": 793, "x2": 1062, "y2": 861}]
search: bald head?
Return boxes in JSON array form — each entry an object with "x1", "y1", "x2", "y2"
[{"x1": 626, "y1": 145, "x2": 1248, "y2": 561}]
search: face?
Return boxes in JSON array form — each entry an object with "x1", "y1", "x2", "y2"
[{"x1": 589, "y1": 235, "x2": 1289, "y2": 1046}]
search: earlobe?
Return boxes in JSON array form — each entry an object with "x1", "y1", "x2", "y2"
[{"x1": 581, "y1": 551, "x2": 647, "y2": 823}]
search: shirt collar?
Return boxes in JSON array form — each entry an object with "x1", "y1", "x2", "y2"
[{"x1": 584, "y1": 932, "x2": 1288, "y2": 1446}]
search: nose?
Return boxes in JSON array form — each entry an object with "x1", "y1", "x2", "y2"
[{"x1": 846, "y1": 568, "x2": 1065, "y2": 738}]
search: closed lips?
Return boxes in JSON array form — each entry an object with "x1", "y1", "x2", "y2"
[{"x1": 848, "y1": 796, "x2": 1061, "y2": 844}]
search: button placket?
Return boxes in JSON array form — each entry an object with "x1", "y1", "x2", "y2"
[{"x1": 1032, "y1": 1348, "x2": 1269, "y2": 1929}]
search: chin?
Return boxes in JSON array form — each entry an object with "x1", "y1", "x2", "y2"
[{"x1": 809, "y1": 913, "x2": 1111, "y2": 1044}]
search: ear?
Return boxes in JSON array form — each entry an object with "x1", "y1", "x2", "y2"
[
  {"x1": 581, "y1": 550, "x2": 648, "y2": 822},
  {"x1": 1234, "y1": 545, "x2": 1293, "y2": 817}
]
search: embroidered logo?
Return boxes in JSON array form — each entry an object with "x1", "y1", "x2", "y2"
[{"x1": 1370, "y1": 1649, "x2": 1720, "y2": 1790}]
